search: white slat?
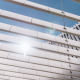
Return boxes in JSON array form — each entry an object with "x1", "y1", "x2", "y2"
[
  {"x1": 0, "y1": 22, "x2": 80, "y2": 49},
  {"x1": 3, "y1": 0, "x2": 80, "y2": 22},
  {"x1": 0, "y1": 10, "x2": 80, "y2": 36},
  {"x1": 0, "y1": 39, "x2": 80, "y2": 57}
]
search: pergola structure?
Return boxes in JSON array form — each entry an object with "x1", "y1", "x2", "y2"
[{"x1": 0, "y1": 0, "x2": 80, "y2": 80}]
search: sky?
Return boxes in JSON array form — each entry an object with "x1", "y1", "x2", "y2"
[{"x1": 0, "y1": 0, "x2": 80, "y2": 42}]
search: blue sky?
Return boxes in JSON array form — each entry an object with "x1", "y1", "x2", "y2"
[{"x1": 0, "y1": 0, "x2": 80, "y2": 37}]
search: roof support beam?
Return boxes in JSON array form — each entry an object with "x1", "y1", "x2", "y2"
[
  {"x1": 3, "y1": 0, "x2": 80, "y2": 22},
  {"x1": 0, "y1": 22, "x2": 80, "y2": 49},
  {"x1": 0, "y1": 40, "x2": 80, "y2": 57},
  {"x1": 0, "y1": 9, "x2": 80, "y2": 37},
  {"x1": 0, "y1": 31, "x2": 79, "y2": 57}
]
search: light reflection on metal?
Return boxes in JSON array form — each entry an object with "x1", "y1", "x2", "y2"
[{"x1": 21, "y1": 44, "x2": 31, "y2": 57}]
